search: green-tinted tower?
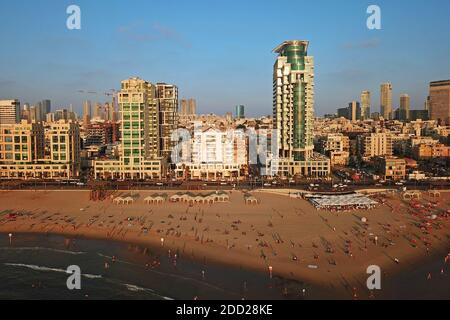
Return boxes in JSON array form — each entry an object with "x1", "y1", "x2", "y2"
[
  {"x1": 273, "y1": 40, "x2": 314, "y2": 161},
  {"x1": 118, "y1": 77, "x2": 160, "y2": 168}
]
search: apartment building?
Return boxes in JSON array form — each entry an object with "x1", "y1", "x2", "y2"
[
  {"x1": 358, "y1": 132, "x2": 393, "y2": 160},
  {"x1": 175, "y1": 127, "x2": 247, "y2": 181},
  {"x1": 0, "y1": 120, "x2": 80, "y2": 179},
  {"x1": 376, "y1": 157, "x2": 406, "y2": 181},
  {"x1": 94, "y1": 77, "x2": 163, "y2": 180},
  {"x1": 413, "y1": 143, "x2": 450, "y2": 160}
]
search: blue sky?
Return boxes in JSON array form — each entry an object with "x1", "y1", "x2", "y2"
[{"x1": 0, "y1": 0, "x2": 449, "y2": 116}]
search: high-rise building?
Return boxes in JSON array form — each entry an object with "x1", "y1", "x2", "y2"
[
  {"x1": 94, "y1": 77, "x2": 162, "y2": 180},
  {"x1": 111, "y1": 95, "x2": 118, "y2": 122},
  {"x1": 273, "y1": 40, "x2": 314, "y2": 161},
  {"x1": 0, "y1": 99, "x2": 20, "y2": 124},
  {"x1": 54, "y1": 109, "x2": 76, "y2": 122},
  {"x1": 360, "y1": 91, "x2": 371, "y2": 120},
  {"x1": 429, "y1": 79, "x2": 450, "y2": 125},
  {"x1": 29, "y1": 106, "x2": 38, "y2": 122},
  {"x1": 235, "y1": 105, "x2": 245, "y2": 119},
  {"x1": 188, "y1": 99, "x2": 197, "y2": 115},
  {"x1": 272, "y1": 40, "x2": 329, "y2": 177},
  {"x1": 157, "y1": 83, "x2": 179, "y2": 160},
  {"x1": 94, "y1": 103, "x2": 103, "y2": 120},
  {"x1": 41, "y1": 99, "x2": 51, "y2": 115},
  {"x1": 35, "y1": 101, "x2": 43, "y2": 122},
  {"x1": 180, "y1": 99, "x2": 188, "y2": 115},
  {"x1": 380, "y1": 83, "x2": 393, "y2": 120},
  {"x1": 424, "y1": 97, "x2": 430, "y2": 111},
  {"x1": 399, "y1": 93, "x2": 410, "y2": 121},
  {"x1": 104, "y1": 102, "x2": 115, "y2": 122},
  {"x1": 348, "y1": 101, "x2": 361, "y2": 122},
  {"x1": 121, "y1": 77, "x2": 160, "y2": 163},
  {"x1": 180, "y1": 98, "x2": 197, "y2": 116},
  {"x1": 337, "y1": 107, "x2": 349, "y2": 119},
  {"x1": 48, "y1": 121, "x2": 81, "y2": 175},
  {"x1": 83, "y1": 100, "x2": 92, "y2": 126}
]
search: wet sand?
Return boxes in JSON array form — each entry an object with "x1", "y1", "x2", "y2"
[{"x1": 0, "y1": 189, "x2": 449, "y2": 299}]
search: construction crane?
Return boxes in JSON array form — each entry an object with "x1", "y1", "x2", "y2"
[
  {"x1": 76, "y1": 89, "x2": 118, "y2": 121},
  {"x1": 77, "y1": 90, "x2": 98, "y2": 95}
]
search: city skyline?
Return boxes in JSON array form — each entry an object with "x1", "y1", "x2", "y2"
[{"x1": 0, "y1": 0, "x2": 449, "y2": 116}]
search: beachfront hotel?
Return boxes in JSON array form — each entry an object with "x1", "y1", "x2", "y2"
[
  {"x1": 174, "y1": 127, "x2": 247, "y2": 181},
  {"x1": 272, "y1": 40, "x2": 330, "y2": 178},
  {"x1": 0, "y1": 120, "x2": 81, "y2": 179},
  {"x1": 93, "y1": 77, "x2": 163, "y2": 180}
]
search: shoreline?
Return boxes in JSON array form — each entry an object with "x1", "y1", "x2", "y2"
[
  {"x1": 2, "y1": 227, "x2": 449, "y2": 299},
  {"x1": 1, "y1": 189, "x2": 449, "y2": 299}
]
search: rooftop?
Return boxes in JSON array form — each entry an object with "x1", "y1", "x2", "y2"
[
  {"x1": 430, "y1": 79, "x2": 450, "y2": 86},
  {"x1": 273, "y1": 40, "x2": 309, "y2": 54}
]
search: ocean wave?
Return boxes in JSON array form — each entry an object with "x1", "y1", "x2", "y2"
[
  {"x1": 97, "y1": 252, "x2": 229, "y2": 294},
  {"x1": 0, "y1": 247, "x2": 86, "y2": 255},
  {"x1": 123, "y1": 283, "x2": 173, "y2": 300},
  {"x1": 96, "y1": 253, "x2": 134, "y2": 266},
  {"x1": 4, "y1": 263, "x2": 102, "y2": 279},
  {"x1": 124, "y1": 283, "x2": 153, "y2": 292}
]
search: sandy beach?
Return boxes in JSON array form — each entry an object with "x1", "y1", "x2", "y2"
[{"x1": 0, "y1": 188, "x2": 449, "y2": 299}]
